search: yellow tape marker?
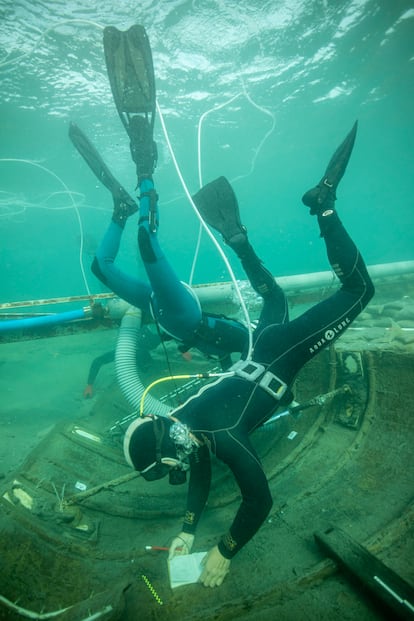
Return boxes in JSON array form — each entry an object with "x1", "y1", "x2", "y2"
[{"x1": 141, "y1": 574, "x2": 163, "y2": 606}]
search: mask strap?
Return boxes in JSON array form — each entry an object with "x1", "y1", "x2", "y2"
[{"x1": 153, "y1": 417, "x2": 165, "y2": 465}]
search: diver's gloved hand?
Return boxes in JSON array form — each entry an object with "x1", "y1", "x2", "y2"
[
  {"x1": 199, "y1": 545, "x2": 231, "y2": 587},
  {"x1": 168, "y1": 532, "x2": 194, "y2": 560}
]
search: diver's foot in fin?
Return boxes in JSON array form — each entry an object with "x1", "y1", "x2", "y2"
[
  {"x1": 129, "y1": 115, "x2": 158, "y2": 182},
  {"x1": 112, "y1": 193, "x2": 138, "y2": 228},
  {"x1": 192, "y1": 176, "x2": 247, "y2": 245},
  {"x1": 302, "y1": 120, "x2": 358, "y2": 214},
  {"x1": 236, "y1": 240, "x2": 277, "y2": 297},
  {"x1": 226, "y1": 232, "x2": 249, "y2": 256}
]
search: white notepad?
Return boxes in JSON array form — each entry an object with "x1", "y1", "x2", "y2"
[{"x1": 168, "y1": 552, "x2": 207, "y2": 588}]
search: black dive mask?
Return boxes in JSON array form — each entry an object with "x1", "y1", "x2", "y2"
[
  {"x1": 169, "y1": 466, "x2": 187, "y2": 485},
  {"x1": 140, "y1": 458, "x2": 188, "y2": 484},
  {"x1": 140, "y1": 460, "x2": 171, "y2": 482}
]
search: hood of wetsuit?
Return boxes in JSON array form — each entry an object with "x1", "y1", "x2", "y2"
[{"x1": 124, "y1": 416, "x2": 184, "y2": 482}]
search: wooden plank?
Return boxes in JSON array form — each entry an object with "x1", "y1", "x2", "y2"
[{"x1": 314, "y1": 526, "x2": 414, "y2": 621}]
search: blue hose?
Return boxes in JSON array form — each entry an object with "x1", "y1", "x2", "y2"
[{"x1": 0, "y1": 308, "x2": 89, "y2": 333}]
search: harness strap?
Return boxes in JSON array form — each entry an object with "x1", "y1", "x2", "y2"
[
  {"x1": 230, "y1": 359, "x2": 290, "y2": 402},
  {"x1": 139, "y1": 188, "x2": 158, "y2": 232}
]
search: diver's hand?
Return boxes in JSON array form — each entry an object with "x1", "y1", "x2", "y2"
[
  {"x1": 83, "y1": 384, "x2": 94, "y2": 399},
  {"x1": 199, "y1": 546, "x2": 231, "y2": 587},
  {"x1": 168, "y1": 532, "x2": 194, "y2": 560}
]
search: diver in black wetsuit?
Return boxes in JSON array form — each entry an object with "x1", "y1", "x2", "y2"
[{"x1": 123, "y1": 121, "x2": 375, "y2": 588}]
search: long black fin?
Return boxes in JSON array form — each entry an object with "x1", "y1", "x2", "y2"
[
  {"x1": 68, "y1": 121, "x2": 138, "y2": 210},
  {"x1": 323, "y1": 120, "x2": 358, "y2": 189},
  {"x1": 192, "y1": 177, "x2": 246, "y2": 243},
  {"x1": 103, "y1": 25, "x2": 156, "y2": 134},
  {"x1": 103, "y1": 25, "x2": 157, "y2": 180}
]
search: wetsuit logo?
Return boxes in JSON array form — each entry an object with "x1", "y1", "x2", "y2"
[
  {"x1": 222, "y1": 531, "x2": 238, "y2": 552},
  {"x1": 184, "y1": 511, "x2": 195, "y2": 525},
  {"x1": 309, "y1": 318, "x2": 351, "y2": 354}
]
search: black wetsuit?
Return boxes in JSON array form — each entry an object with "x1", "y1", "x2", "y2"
[{"x1": 171, "y1": 212, "x2": 374, "y2": 559}]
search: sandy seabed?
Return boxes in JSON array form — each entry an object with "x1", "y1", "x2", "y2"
[{"x1": 0, "y1": 330, "x2": 118, "y2": 476}]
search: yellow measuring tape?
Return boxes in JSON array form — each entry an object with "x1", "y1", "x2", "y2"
[{"x1": 141, "y1": 574, "x2": 163, "y2": 605}]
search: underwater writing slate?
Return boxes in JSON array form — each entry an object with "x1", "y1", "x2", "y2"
[{"x1": 168, "y1": 552, "x2": 207, "y2": 588}]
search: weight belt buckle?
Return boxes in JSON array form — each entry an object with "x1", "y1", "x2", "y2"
[
  {"x1": 259, "y1": 371, "x2": 288, "y2": 401},
  {"x1": 231, "y1": 359, "x2": 265, "y2": 381}
]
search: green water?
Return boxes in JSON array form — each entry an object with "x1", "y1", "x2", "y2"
[
  {"x1": 1, "y1": 0, "x2": 413, "y2": 305},
  {"x1": 0, "y1": 3, "x2": 414, "y2": 611}
]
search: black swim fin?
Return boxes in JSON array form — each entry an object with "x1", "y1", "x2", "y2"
[
  {"x1": 69, "y1": 122, "x2": 138, "y2": 224},
  {"x1": 192, "y1": 177, "x2": 246, "y2": 245},
  {"x1": 103, "y1": 25, "x2": 157, "y2": 180},
  {"x1": 302, "y1": 120, "x2": 358, "y2": 214}
]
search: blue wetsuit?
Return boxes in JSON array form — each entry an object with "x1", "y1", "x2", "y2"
[{"x1": 92, "y1": 178, "x2": 280, "y2": 364}]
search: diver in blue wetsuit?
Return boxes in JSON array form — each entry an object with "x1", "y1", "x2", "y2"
[
  {"x1": 86, "y1": 175, "x2": 267, "y2": 367},
  {"x1": 70, "y1": 23, "x2": 289, "y2": 371},
  {"x1": 69, "y1": 120, "x2": 284, "y2": 370},
  {"x1": 69, "y1": 23, "x2": 289, "y2": 370},
  {"x1": 123, "y1": 121, "x2": 375, "y2": 588},
  {"x1": 135, "y1": 171, "x2": 289, "y2": 358}
]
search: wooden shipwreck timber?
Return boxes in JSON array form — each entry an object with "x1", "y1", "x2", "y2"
[{"x1": 0, "y1": 262, "x2": 413, "y2": 620}]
